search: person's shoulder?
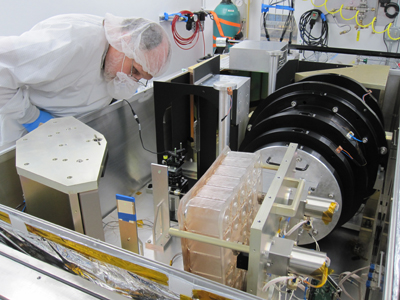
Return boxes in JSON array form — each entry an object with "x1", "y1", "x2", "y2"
[
  {"x1": 27, "y1": 14, "x2": 106, "y2": 51},
  {"x1": 32, "y1": 14, "x2": 104, "y2": 30}
]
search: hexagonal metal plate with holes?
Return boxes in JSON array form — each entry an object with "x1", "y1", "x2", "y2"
[{"x1": 16, "y1": 116, "x2": 107, "y2": 194}]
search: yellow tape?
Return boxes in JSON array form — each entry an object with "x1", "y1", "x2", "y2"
[
  {"x1": 309, "y1": 263, "x2": 334, "y2": 284},
  {"x1": 180, "y1": 295, "x2": 192, "y2": 300},
  {"x1": 192, "y1": 290, "x2": 233, "y2": 300},
  {"x1": 0, "y1": 211, "x2": 11, "y2": 224},
  {"x1": 26, "y1": 225, "x2": 169, "y2": 286},
  {"x1": 137, "y1": 220, "x2": 144, "y2": 228},
  {"x1": 356, "y1": 30, "x2": 360, "y2": 41},
  {"x1": 322, "y1": 202, "x2": 337, "y2": 225}
]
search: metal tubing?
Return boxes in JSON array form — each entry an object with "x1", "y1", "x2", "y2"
[
  {"x1": 289, "y1": 247, "x2": 327, "y2": 278},
  {"x1": 168, "y1": 228, "x2": 250, "y2": 253}
]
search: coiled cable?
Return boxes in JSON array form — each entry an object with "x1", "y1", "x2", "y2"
[{"x1": 299, "y1": 9, "x2": 329, "y2": 47}]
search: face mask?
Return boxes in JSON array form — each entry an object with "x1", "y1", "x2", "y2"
[{"x1": 106, "y1": 56, "x2": 140, "y2": 99}]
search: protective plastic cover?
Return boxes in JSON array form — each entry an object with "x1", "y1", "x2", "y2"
[{"x1": 178, "y1": 147, "x2": 261, "y2": 289}]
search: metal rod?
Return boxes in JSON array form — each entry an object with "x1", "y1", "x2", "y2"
[
  {"x1": 288, "y1": 44, "x2": 400, "y2": 59},
  {"x1": 168, "y1": 228, "x2": 250, "y2": 253},
  {"x1": 213, "y1": 82, "x2": 237, "y2": 155},
  {"x1": 260, "y1": 162, "x2": 279, "y2": 170}
]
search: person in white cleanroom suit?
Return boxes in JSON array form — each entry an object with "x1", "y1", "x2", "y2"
[{"x1": 0, "y1": 13, "x2": 172, "y2": 146}]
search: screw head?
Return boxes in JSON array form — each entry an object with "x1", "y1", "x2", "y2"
[
  {"x1": 362, "y1": 137, "x2": 368, "y2": 143},
  {"x1": 332, "y1": 107, "x2": 339, "y2": 113},
  {"x1": 328, "y1": 193, "x2": 334, "y2": 198},
  {"x1": 380, "y1": 147, "x2": 387, "y2": 155},
  {"x1": 291, "y1": 101, "x2": 297, "y2": 107},
  {"x1": 247, "y1": 124, "x2": 252, "y2": 131}
]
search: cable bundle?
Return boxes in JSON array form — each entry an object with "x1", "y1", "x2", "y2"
[
  {"x1": 262, "y1": 0, "x2": 295, "y2": 43},
  {"x1": 299, "y1": 9, "x2": 329, "y2": 47},
  {"x1": 171, "y1": 10, "x2": 205, "y2": 53}
]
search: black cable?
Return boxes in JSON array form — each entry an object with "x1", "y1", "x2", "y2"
[
  {"x1": 299, "y1": 9, "x2": 329, "y2": 48},
  {"x1": 288, "y1": 0, "x2": 294, "y2": 44},
  {"x1": 279, "y1": 0, "x2": 294, "y2": 42},
  {"x1": 263, "y1": 12, "x2": 270, "y2": 41},
  {"x1": 262, "y1": 0, "x2": 294, "y2": 42},
  {"x1": 383, "y1": 22, "x2": 392, "y2": 52},
  {"x1": 15, "y1": 200, "x2": 25, "y2": 210},
  {"x1": 123, "y1": 99, "x2": 165, "y2": 155},
  {"x1": 279, "y1": 11, "x2": 292, "y2": 41},
  {"x1": 385, "y1": 2, "x2": 400, "y2": 19}
]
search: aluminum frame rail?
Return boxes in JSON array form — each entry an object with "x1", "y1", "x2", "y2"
[
  {"x1": 384, "y1": 134, "x2": 400, "y2": 299},
  {"x1": 0, "y1": 204, "x2": 263, "y2": 300}
]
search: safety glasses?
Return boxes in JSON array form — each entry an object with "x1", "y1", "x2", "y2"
[{"x1": 129, "y1": 62, "x2": 148, "y2": 87}]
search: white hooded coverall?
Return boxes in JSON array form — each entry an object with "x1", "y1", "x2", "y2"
[{"x1": 0, "y1": 14, "x2": 112, "y2": 146}]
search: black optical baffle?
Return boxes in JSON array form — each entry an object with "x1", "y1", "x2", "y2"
[
  {"x1": 153, "y1": 56, "x2": 241, "y2": 178},
  {"x1": 240, "y1": 74, "x2": 388, "y2": 226}
]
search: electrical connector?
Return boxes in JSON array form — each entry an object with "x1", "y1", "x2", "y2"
[
  {"x1": 287, "y1": 277, "x2": 300, "y2": 290},
  {"x1": 340, "y1": 29, "x2": 350, "y2": 35},
  {"x1": 336, "y1": 145, "x2": 344, "y2": 153},
  {"x1": 310, "y1": 11, "x2": 319, "y2": 29},
  {"x1": 346, "y1": 131, "x2": 355, "y2": 140}
]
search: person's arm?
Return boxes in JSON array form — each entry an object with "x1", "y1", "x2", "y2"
[
  {"x1": 0, "y1": 35, "x2": 55, "y2": 133},
  {"x1": 0, "y1": 86, "x2": 49, "y2": 131},
  {"x1": 0, "y1": 14, "x2": 106, "y2": 145}
]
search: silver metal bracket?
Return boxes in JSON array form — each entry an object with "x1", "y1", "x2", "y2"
[{"x1": 145, "y1": 164, "x2": 171, "y2": 252}]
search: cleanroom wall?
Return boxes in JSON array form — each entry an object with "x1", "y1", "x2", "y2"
[
  {"x1": 204, "y1": 0, "x2": 400, "y2": 60},
  {"x1": 0, "y1": 0, "x2": 211, "y2": 78}
]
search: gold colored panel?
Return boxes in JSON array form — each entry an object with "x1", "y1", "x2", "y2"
[
  {"x1": 0, "y1": 211, "x2": 11, "y2": 224},
  {"x1": 192, "y1": 290, "x2": 233, "y2": 300},
  {"x1": 119, "y1": 220, "x2": 139, "y2": 254}
]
